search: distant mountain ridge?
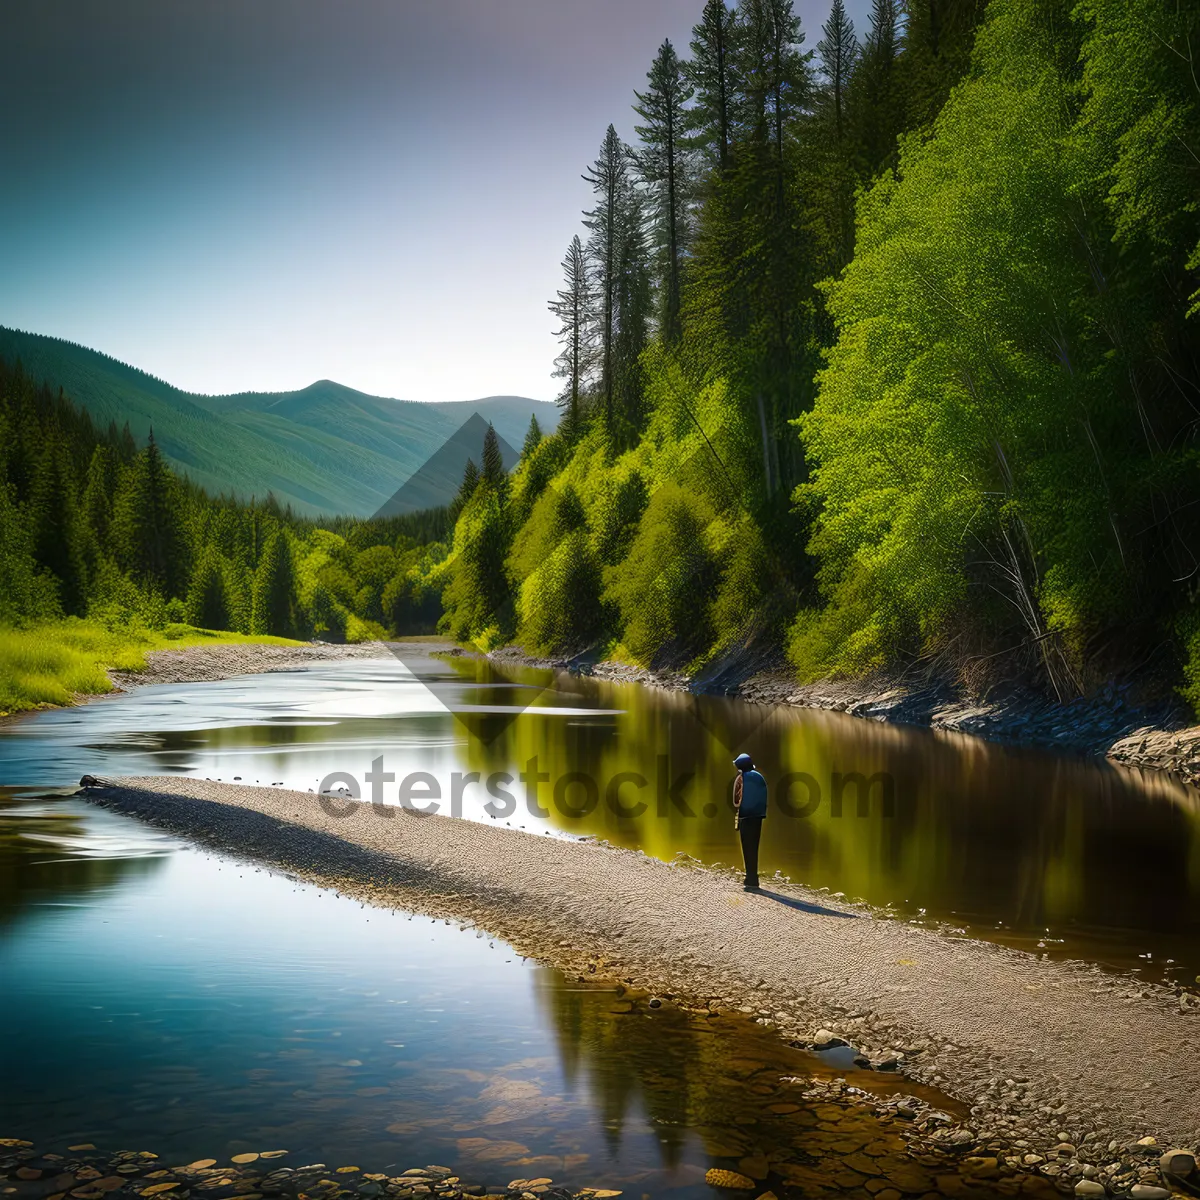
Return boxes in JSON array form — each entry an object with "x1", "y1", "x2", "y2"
[{"x1": 0, "y1": 326, "x2": 557, "y2": 517}]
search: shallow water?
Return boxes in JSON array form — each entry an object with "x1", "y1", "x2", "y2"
[
  {"x1": 0, "y1": 789, "x2": 945, "y2": 1196},
  {"x1": 1, "y1": 649, "x2": 1198, "y2": 981}
]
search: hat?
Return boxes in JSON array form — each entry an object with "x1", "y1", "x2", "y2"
[{"x1": 733, "y1": 753, "x2": 753, "y2": 769}]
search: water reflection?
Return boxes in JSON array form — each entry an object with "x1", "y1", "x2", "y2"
[
  {"x1": 1, "y1": 651, "x2": 1198, "y2": 977},
  {"x1": 0, "y1": 788, "x2": 171, "y2": 929},
  {"x1": 0, "y1": 795, "x2": 962, "y2": 1199}
]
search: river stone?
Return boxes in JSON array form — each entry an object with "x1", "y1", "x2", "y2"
[
  {"x1": 736, "y1": 1157, "x2": 769, "y2": 1181},
  {"x1": 1159, "y1": 1149, "x2": 1196, "y2": 1177},
  {"x1": 1073, "y1": 1182, "x2": 1105, "y2": 1197},
  {"x1": 962, "y1": 1157, "x2": 999, "y2": 1179},
  {"x1": 704, "y1": 1169, "x2": 755, "y2": 1190},
  {"x1": 1129, "y1": 1188, "x2": 1170, "y2": 1200}
]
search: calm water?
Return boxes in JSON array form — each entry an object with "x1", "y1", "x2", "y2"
[
  {"x1": 0, "y1": 789, "x2": 943, "y2": 1195},
  {"x1": 1, "y1": 650, "x2": 1197, "y2": 1189},
  {"x1": 1, "y1": 648, "x2": 1198, "y2": 979}
]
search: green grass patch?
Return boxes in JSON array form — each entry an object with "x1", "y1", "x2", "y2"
[{"x1": 0, "y1": 619, "x2": 303, "y2": 716}]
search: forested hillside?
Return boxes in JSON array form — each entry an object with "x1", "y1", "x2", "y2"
[
  {"x1": 429, "y1": 0, "x2": 1200, "y2": 714},
  {"x1": 0, "y1": 357, "x2": 451, "y2": 659},
  {"x1": 0, "y1": 327, "x2": 557, "y2": 516}
]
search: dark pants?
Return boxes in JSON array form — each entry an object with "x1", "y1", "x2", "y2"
[{"x1": 739, "y1": 816, "x2": 763, "y2": 888}]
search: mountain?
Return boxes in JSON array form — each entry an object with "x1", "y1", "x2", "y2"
[
  {"x1": 0, "y1": 327, "x2": 557, "y2": 517},
  {"x1": 374, "y1": 413, "x2": 520, "y2": 516}
]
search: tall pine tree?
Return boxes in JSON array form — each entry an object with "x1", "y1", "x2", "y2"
[
  {"x1": 112, "y1": 430, "x2": 189, "y2": 598},
  {"x1": 635, "y1": 39, "x2": 694, "y2": 345},
  {"x1": 582, "y1": 126, "x2": 632, "y2": 433},
  {"x1": 549, "y1": 234, "x2": 593, "y2": 433},
  {"x1": 686, "y1": 0, "x2": 738, "y2": 172}
]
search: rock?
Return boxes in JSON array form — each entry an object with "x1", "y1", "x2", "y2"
[
  {"x1": 1073, "y1": 1182, "x2": 1105, "y2": 1197},
  {"x1": 1135, "y1": 1138, "x2": 1158, "y2": 1148},
  {"x1": 1129, "y1": 1188, "x2": 1170, "y2": 1200},
  {"x1": 961, "y1": 1157, "x2": 999, "y2": 1179},
  {"x1": 737, "y1": 1158, "x2": 769, "y2": 1181},
  {"x1": 231, "y1": 1155, "x2": 259, "y2": 1165},
  {"x1": 704, "y1": 1170, "x2": 755, "y2": 1190},
  {"x1": 1159, "y1": 1149, "x2": 1196, "y2": 1178}
]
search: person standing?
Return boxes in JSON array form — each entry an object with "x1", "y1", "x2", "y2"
[{"x1": 732, "y1": 752, "x2": 767, "y2": 890}]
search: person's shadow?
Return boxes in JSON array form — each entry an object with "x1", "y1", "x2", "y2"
[{"x1": 748, "y1": 888, "x2": 858, "y2": 918}]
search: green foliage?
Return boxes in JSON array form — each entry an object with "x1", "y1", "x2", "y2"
[
  {"x1": 111, "y1": 431, "x2": 189, "y2": 598},
  {"x1": 252, "y1": 528, "x2": 300, "y2": 637},
  {"x1": 185, "y1": 548, "x2": 235, "y2": 631},
  {"x1": 510, "y1": 484, "x2": 606, "y2": 653},
  {"x1": 439, "y1": 484, "x2": 514, "y2": 644},
  {"x1": 604, "y1": 483, "x2": 719, "y2": 666},
  {"x1": 0, "y1": 355, "x2": 452, "y2": 677},
  {"x1": 1183, "y1": 621, "x2": 1200, "y2": 721},
  {"x1": 792, "y1": 0, "x2": 1200, "y2": 697},
  {"x1": 0, "y1": 619, "x2": 301, "y2": 715}
]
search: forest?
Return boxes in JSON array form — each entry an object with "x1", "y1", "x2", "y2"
[
  {"x1": 432, "y1": 0, "x2": 1200, "y2": 714},
  {"x1": 4, "y1": 0, "x2": 1200, "y2": 718},
  {"x1": 0, "y1": 356, "x2": 448, "y2": 709}
]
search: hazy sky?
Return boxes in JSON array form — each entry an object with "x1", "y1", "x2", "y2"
[{"x1": 2, "y1": 0, "x2": 867, "y2": 403}]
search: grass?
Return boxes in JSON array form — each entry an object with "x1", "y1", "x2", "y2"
[{"x1": 0, "y1": 619, "x2": 303, "y2": 716}]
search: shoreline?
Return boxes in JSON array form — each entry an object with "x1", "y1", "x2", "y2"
[
  {"x1": 80, "y1": 776, "x2": 1200, "y2": 1199},
  {"x1": 9, "y1": 634, "x2": 1198, "y2": 790},
  {"x1": 103, "y1": 639, "x2": 395, "y2": 691},
  {"x1": 485, "y1": 646, "x2": 1200, "y2": 790}
]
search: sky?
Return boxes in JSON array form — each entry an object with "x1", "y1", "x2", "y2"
[{"x1": 1, "y1": 0, "x2": 868, "y2": 404}]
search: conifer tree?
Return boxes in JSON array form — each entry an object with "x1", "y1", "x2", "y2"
[
  {"x1": 611, "y1": 188, "x2": 653, "y2": 447},
  {"x1": 900, "y1": 1, "x2": 988, "y2": 130},
  {"x1": 481, "y1": 423, "x2": 506, "y2": 490},
  {"x1": 251, "y1": 527, "x2": 298, "y2": 637},
  {"x1": 582, "y1": 125, "x2": 634, "y2": 432},
  {"x1": 186, "y1": 547, "x2": 233, "y2": 630},
  {"x1": 112, "y1": 430, "x2": 189, "y2": 597},
  {"x1": 549, "y1": 235, "x2": 592, "y2": 432},
  {"x1": 817, "y1": 0, "x2": 857, "y2": 146},
  {"x1": 635, "y1": 39, "x2": 694, "y2": 345},
  {"x1": 522, "y1": 415, "x2": 543, "y2": 459},
  {"x1": 686, "y1": 0, "x2": 738, "y2": 172},
  {"x1": 449, "y1": 457, "x2": 480, "y2": 523},
  {"x1": 29, "y1": 441, "x2": 89, "y2": 615},
  {"x1": 809, "y1": 0, "x2": 860, "y2": 274},
  {"x1": 82, "y1": 444, "x2": 118, "y2": 550},
  {"x1": 847, "y1": 0, "x2": 905, "y2": 178}
]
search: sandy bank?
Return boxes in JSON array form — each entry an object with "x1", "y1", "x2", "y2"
[{"x1": 81, "y1": 776, "x2": 1199, "y2": 1195}]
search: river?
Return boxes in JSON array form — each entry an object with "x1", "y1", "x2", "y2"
[
  {"x1": 2, "y1": 647, "x2": 1197, "y2": 980},
  {"x1": 1, "y1": 649, "x2": 1197, "y2": 1191}
]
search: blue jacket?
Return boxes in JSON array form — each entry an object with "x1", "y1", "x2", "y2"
[{"x1": 737, "y1": 769, "x2": 768, "y2": 819}]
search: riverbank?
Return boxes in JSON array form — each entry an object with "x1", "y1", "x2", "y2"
[
  {"x1": 0, "y1": 621, "x2": 317, "y2": 718},
  {"x1": 104, "y1": 638, "x2": 393, "y2": 691},
  {"x1": 486, "y1": 647, "x2": 1200, "y2": 789},
  {"x1": 81, "y1": 776, "x2": 1200, "y2": 1199}
]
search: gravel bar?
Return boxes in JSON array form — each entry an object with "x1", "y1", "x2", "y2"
[{"x1": 78, "y1": 776, "x2": 1200, "y2": 1196}]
